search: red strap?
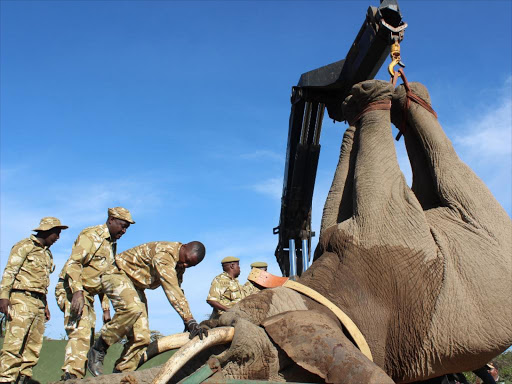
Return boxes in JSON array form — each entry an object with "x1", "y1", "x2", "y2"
[
  {"x1": 348, "y1": 100, "x2": 391, "y2": 127},
  {"x1": 395, "y1": 68, "x2": 437, "y2": 141},
  {"x1": 391, "y1": 70, "x2": 400, "y2": 87}
]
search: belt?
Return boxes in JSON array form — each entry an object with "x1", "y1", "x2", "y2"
[{"x1": 11, "y1": 289, "x2": 47, "y2": 302}]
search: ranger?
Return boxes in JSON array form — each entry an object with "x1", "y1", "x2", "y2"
[
  {"x1": 206, "y1": 256, "x2": 245, "y2": 319},
  {"x1": 55, "y1": 260, "x2": 111, "y2": 380},
  {"x1": 62, "y1": 206, "x2": 141, "y2": 377},
  {"x1": 113, "y1": 241, "x2": 208, "y2": 371},
  {"x1": 0, "y1": 217, "x2": 68, "y2": 384},
  {"x1": 243, "y1": 261, "x2": 268, "y2": 295}
]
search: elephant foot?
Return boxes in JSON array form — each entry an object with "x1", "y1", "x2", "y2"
[{"x1": 342, "y1": 80, "x2": 394, "y2": 126}]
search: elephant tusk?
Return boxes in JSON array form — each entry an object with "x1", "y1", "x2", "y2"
[
  {"x1": 138, "y1": 332, "x2": 191, "y2": 368},
  {"x1": 151, "y1": 327, "x2": 235, "y2": 384}
]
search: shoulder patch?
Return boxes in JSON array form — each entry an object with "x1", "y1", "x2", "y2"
[
  {"x1": 94, "y1": 226, "x2": 105, "y2": 236},
  {"x1": 80, "y1": 225, "x2": 105, "y2": 240},
  {"x1": 14, "y1": 238, "x2": 34, "y2": 252}
]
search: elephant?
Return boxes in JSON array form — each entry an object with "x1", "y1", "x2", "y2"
[{"x1": 65, "y1": 79, "x2": 511, "y2": 384}]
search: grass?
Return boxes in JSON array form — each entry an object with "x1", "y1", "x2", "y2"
[
  {"x1": 0, "y1": 338, "x2": 176, "y2": 384},
  {"x1": 463, "y1": 351, "x2": 512, "y2": 384}
]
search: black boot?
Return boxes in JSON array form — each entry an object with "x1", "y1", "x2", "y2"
[
  {"x1": 87, "y1": 336, "x2": 109, "y2": 377},
  {"x1": 16, "y1": 376, "x2": 38, "y2": 384},
  {"x1": 60, "y1": 372, "x2": 77, "y2": 381}
]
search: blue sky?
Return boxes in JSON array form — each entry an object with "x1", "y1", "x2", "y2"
[{"x1": 1, "y1": 1, "x2": 510, "y2": 340}]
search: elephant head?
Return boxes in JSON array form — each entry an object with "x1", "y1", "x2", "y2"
[{"x1": 149, "y1": 79, "x2": 511, "y2": 384}]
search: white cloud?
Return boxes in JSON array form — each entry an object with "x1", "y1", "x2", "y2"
[
  {"x1": 0, "y1": 172, "x2": 167, "y2": 278},
  {"x1": 249, "y1": 177, "x2": 282, "y2": 200},
  {"x1": 0, "y1": 162, "x2": 287, "y2": 338},
  {"x1": 453, "y1": 97, "x2": 512, "y2": 157},
  {"x1": 239, "y1": 150, "x2": 282, "y2": 162},
  {"x1": 449, "y1": 78, "x2": 512, "y2": 214}
]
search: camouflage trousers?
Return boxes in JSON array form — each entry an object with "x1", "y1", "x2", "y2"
[
  {"x1": 0, "y1": 291, "x2": 46, "y2": 382},
  {"x1": 55, "y1": 279, "x2": 96, "y2": 379},
  {"x1": 99, "y1": 269, "x2": 146, "y2": 361},
  {"x1": 113, "y1": 288, "x2": 150, "y2": 372}
]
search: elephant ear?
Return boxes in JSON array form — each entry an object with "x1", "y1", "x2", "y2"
[{"x1": 262, "y1": 310, "x2": 393, "y2": 384}]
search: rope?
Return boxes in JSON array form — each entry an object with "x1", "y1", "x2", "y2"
[
  {"x1": 348, "y1": 100, "x2": 391, "y2": 127},
  {"x1": 394, "y1": 68, "x2": 437, "y2": 141}
]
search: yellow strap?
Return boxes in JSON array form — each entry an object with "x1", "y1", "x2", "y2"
[{"x1": 283, "y1": 280, "x2": 373, "y2": 362}]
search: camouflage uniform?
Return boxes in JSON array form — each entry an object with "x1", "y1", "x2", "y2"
[
  {"x1": 241, "y1": 263, "x2": 267, "y2": 297},
  {"x1": 113, "y1": 241, "x2": 192, "y2": 371},
  {"x1": 0, "y1": 236, "x2": 54, "y2": 382},
  {"x1": 242, "y1": 280, "x2": 260, "y2": 296},
  {"x1": 65, "y1": 224, "x2": 144, "y2": 365},
  {"x1": 207, "y1": 272, "x2": 245, "y2": 319},
  {"x1": 55, "y1": 261, "x2": 110, "y2": 378}
]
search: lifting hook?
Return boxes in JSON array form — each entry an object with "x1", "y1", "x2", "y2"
[{"x1": 388, "y1": 40, "x2": 405, "y2": 77}]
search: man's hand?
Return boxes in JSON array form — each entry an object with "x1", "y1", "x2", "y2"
[
  {"x1": 70, "y1": 291, "x2": 84, "y2": 317},
  {"x1": 0, "y1": 298, "x2": 11, "y2": 321},
  {"x1": 186, "y1": 319, "x2": 208, "y2": 340},
  {"x1": 45, "y1": 304, "x2": 51, "y2": 321},
  {"x1": 103, "y1": 309, "x2": 111, "y2": 324}
]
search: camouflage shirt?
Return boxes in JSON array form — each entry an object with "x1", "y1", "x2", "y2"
[
  {"x1": 115, "y1": 242, "x2": 193, "y2": 321},
  {"x1": 57, "y1": 258, "x2": 110, "y2": 311},
  {"x1": 66, "y1": 224, "x2": 116, "y2": 295},
  {"x1": 242, "y1": 280, "x2": 260, "y2": 296},
  {"x1": 0, "y1": 235, "x2": 55, "y2": 299},
  {"x1": 207, "y1": 272, "x2": 245, "y2": 311}
]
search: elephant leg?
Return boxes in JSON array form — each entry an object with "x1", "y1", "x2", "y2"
[
  {"x1": 321, "y1": 125, "x2": 357, "y2": 233},
  {"x1": 262, "y1": 310, "x2": 394, "y2": 383},
  {"x1": 392, "y1": 81, "x2": 512, "y2": 371},
  {"x1": 342, "y1": 80, "x2": 429, "y2": 246},
  {"x1": 402, "y1": 125, "x2": 442, "y2": 210},
  {"x1": 344, "y1": 80, "x2": 398, "y2": 222},
  {"x1": 391, "y1": 82, "x2": 510, "y2": 235}
]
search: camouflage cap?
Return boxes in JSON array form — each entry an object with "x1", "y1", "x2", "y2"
[
  {"x1": 108, "y1": 207, "x2": 135, "y2": 224},
  {"x1": 250, "y1": 261, "x2": 268, "y2": 268},
  {"x1": 33, "y1": 217, "x2": 69, "y2": 231},
  {"x1": 221, "y1": 256, "x2": 240, "y2": 264}
]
